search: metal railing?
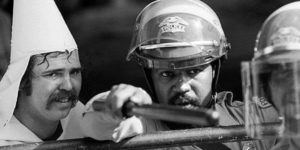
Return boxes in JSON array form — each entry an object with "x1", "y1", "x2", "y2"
[{"x1": 0, "y1": 122, "x2": 280, "y2": 150}]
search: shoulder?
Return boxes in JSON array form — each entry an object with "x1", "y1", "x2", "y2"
[
  {"x1": 215, "y1": 92, "x2": 278, "y2": 150},
  {"x1": 214, "y1": 91, "x2": 245, "y2": 125},
  {"x1": 215, "y1": 91, "x2": 243, "y2": 108},
  {"x1": 0, "y1": 116, "x2": 41, "y2": 146},
  {"x1": 214, "y1": 91, "x2": 279, "y2": 125}
]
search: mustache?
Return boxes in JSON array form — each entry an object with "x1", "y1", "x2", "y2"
[
  {"x1": 47, "y1": 91, "x2": 78, "y2": 108},
  {"x1": 50, "y1": 91, "x2": 77, "y2": 101},
  {"x1": 169, "y1": 93, "x2": 201, "y2": 107}
]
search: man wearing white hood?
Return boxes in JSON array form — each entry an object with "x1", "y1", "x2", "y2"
[
  {"x1": 0, "y1": 0, "x2": 147, "y2": 146},
  {"x1": 0, "y1": 0, "x2": 85, "y2": 145}
]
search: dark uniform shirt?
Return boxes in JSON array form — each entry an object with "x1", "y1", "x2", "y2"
[
  {"x1": 143, "y1": 91, "x2": 279, "y2": 150},
  {"x1": 214, "y1": 91, "x2": 279, "y2": 150}
]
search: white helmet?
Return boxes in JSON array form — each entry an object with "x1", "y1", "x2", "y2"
[
  {"x1": 127, "y1": 0, "x2": 230, "y2": 70},
  {"x1": 243, "y1": 1, "x2": 300, "y2": 138}
]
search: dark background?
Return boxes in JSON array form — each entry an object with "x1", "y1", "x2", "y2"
[{"x1": 0, "y1": 0, "x2": 297, "y2": 103}]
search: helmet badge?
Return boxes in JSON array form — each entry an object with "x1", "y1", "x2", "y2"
[
  {"x1": 159, "y1": 16, "x2": 189, "y2": 33},
  {"x1": 270, "y1": 27, "x2": 300, "y2": 46}
]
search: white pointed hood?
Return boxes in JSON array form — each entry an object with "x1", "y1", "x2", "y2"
[{"x1": 0, "y1": 0, "x2": 77, "y2": 128}]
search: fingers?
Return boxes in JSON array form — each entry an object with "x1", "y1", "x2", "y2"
[
  {"x1": 112, "y1": 116, "x2": 144, "y2": 142},
  {"x1": 131, "y1": 87, "x2": 152, "y2": 105},
  {"x1": 81, "y1": 108, "x2": 121, "y2": 141},
  {"x1": 106, "y1": 84, "x2": 152, "y2": 118}
]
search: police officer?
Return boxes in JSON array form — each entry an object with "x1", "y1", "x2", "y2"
[
  {"x1": 243, "y1": 1, "x2": 300, "y2": 150},
  {"x1": 90, "y1": 0, "x2": 278, "y2": 149}
]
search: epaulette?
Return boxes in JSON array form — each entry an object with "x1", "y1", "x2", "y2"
[{"x1": 253, "y1": 97, "x2": 272, "y2": 108}]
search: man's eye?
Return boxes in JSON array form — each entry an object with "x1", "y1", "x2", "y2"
[
  {"x1": 71, "y1": 70, "x2": 81, "y2": 76},
  {"x1": 160, "y1": 71, "x2": 174, "y2": 77},
  {"x1": 187, "y1": 69, "x2": 201, "y2": 75},
  {"x1": 46, "y1": 73, "x2": 59, "y2": 79}
]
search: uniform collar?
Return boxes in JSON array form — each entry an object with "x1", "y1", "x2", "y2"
[{"x1": 215, "y1": 91, "x2": 234, "y2": 105}]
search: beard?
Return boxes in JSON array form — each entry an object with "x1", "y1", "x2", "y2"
[
  {"x1": 46, "y1": 90, "x2": 78, "y2": 110},
  {"x1": 163, "y1": 93, "x2": 210, "y2": 130}
]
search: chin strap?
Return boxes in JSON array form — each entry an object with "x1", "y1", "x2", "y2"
[
  {"x1": 211, "y1": 92, "x2": 218, "y2": 107},
  {"x1": 207, "y1": 58, "x2": 222, "y2": 108},
  {"x1": 142, "y1": 68, "x2": 159, "y2": 102}
]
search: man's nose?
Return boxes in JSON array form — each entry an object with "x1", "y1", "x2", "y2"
[
  {"x1": 60, "y1": 75, "x2": 73, "y2": 91},
  {"x1": 173, "y1": 75, "x2": 191, "y2": 93}
]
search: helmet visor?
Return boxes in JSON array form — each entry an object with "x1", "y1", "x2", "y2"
[{"x1": 128, "y1": 13, "x2": 228, "y2": 69}]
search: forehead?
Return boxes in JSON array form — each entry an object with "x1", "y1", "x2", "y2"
[{"x1": 33, "y1": 50, "x2": 81, "y2": 71}]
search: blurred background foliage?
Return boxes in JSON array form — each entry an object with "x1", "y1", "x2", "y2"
[{"x1": 0, "y1": 0, "x2": 297, "y2": 102}]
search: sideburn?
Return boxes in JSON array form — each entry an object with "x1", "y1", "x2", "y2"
[{"x1": 19, "y1": 56, "x2": 36, "y2": 97}]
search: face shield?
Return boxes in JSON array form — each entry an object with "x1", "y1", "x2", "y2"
[
  {"x1": 127, "y1": 0, "x2": 229, "y2": 70},
  {"x1": 242, "y1": 52, "x2": 300, "y2": 138},
  {"x1": 242, "y1": 2, "x2": 300, "y2": 138}
]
